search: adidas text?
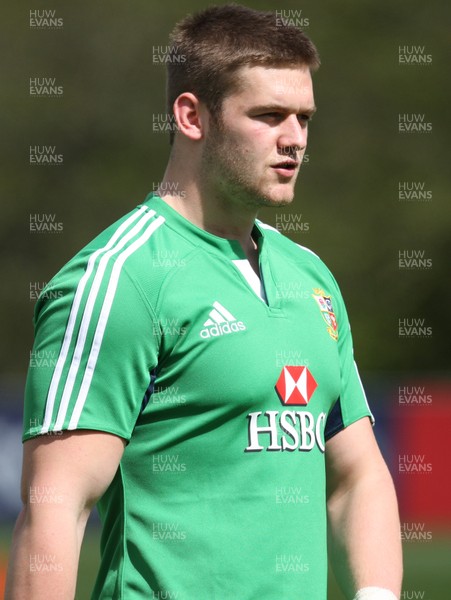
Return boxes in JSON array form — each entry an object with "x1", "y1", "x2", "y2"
[{"x1": 200, "y1": 321, "x2": 246, "y2": 339}]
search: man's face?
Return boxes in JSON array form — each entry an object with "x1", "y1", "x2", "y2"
[{"x1": 202, "y1": 65, "x2": 316, "y2": 209}]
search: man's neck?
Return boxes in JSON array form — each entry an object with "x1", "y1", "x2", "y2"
[
  {"x1": 157, "y1": 158, "x2": 259, "y2": 247},
  {"x1": 159, "y1": 183, "x2": 260, "y2": 273}
]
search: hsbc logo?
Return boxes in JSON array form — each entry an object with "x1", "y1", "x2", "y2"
[
  {"x1": 245, "y1": 366, "x2": 325, "y2": 453},
  {"x1": 275, "y1": 366, "x2": 317, "y2": 405}
]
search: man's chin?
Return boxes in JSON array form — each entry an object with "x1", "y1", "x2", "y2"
[
  {"x1": 227, "y1": 181, "x2": 295, "y2": 209},
  {"x1": 258, "y1": 188, "x2": 295, "y2": 207}
]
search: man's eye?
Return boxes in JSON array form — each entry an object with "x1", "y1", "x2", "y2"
[{"x1": 256, "y1": 113, "x2": 283, "y2": 121}]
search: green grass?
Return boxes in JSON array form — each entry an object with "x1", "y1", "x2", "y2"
[
  {"x1": 2, "y1": 526, "x2": 451, "y2": 599},
  {"x1": 329, "y1": 535, "x2": 451, "y2": 599}
]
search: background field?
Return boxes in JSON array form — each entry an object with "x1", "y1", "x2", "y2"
[{"x1": 2, "y1": 526, "x2": 450, "y2": 598}]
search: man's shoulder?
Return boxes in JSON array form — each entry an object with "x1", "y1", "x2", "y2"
[
  {"x1": 50, "y1": 204, "x2": 160, "y2": 273},
  {"x1": 257, "y1": 218, "x2": 324, "y2": 266},
  {"x1": 36, "y1": 202, "x2": 175, "y2": 314},
  {"x1": 256, "y1": 218, "x2": 343, "y2": 297}
]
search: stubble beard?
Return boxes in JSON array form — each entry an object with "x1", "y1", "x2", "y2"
[{"x1": 201, "y1": 120, "x2": 296, "y2": 210}]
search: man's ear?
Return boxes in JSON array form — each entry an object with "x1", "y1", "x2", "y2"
[{"x1": 172, "y1": 92, "x2": 207, "y2": 141}]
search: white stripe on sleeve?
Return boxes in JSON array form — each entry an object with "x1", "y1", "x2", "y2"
[
  {"x1": 41, "y1": 206, "x2": 150, "y2": 434},
  {"x1": 67, "y1": 216, "x2": 165, "y2": 429}
]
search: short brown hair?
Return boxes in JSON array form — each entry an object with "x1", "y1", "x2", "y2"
[{"x1": 166, "y1": 4, "x2": 320, "y2": 144}]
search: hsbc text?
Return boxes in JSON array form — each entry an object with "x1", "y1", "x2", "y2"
[{"x1": 245, "y1": 410, "x2": 326, "y2": 452}]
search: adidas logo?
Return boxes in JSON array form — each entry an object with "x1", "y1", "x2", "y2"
[{"x1": 200, "y1": 301, "x2": 246, "y2": 339}]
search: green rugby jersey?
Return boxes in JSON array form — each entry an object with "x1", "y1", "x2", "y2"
[{"x1": 24, "y1": 193, "x2": 373, "y2": 600}]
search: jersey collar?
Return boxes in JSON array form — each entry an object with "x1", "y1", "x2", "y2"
[{"x1": 143, "y1": 193, "x2": 264, "y2": 260}]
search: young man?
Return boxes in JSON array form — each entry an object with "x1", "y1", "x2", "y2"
[{"x1": 6, "y1": 5, "x2": 402, "y2": 599}]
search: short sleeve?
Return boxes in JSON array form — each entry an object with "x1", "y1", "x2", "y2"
[
  {"x1": 324, "y1": 275, "x2": 374, "y2": 441},
  {"x1": 23, "y1": 257, "x2": 160, "y2": 442}
]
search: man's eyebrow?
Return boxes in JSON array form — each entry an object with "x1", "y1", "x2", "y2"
[{"x1": 249, "y1": 104, "x2": 317, "y2": 116}]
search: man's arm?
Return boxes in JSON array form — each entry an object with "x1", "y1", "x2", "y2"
[
  {"x1": 326, "y1": 417, "x2": 403, "y2": 599},
  {"x1": 5, "y1": 430, "x2": 125, "y2": 600}
]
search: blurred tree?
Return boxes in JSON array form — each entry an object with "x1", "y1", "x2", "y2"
[{"x1": 0, "y1": 0, "x2": 449, "y2": 379}]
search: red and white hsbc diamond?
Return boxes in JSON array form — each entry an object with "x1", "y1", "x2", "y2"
[{"x1": 275, "y1": 366, "x2": 317, "y2": 406}]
